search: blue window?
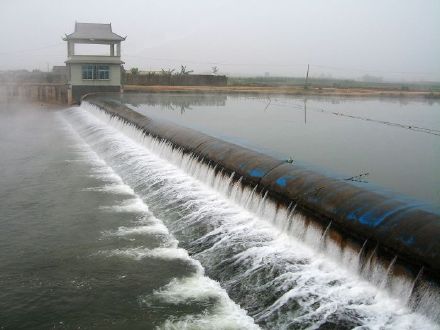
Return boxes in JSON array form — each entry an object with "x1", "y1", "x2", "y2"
[{"x1": 81, "y1": 64, "x2": 110, "y2": 80}]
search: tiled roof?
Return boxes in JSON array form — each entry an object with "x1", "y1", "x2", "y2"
[{"x1": 65, "y1": 22, "x2": 125, "y2": 41}]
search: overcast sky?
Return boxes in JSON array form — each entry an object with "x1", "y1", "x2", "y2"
[{"x1": 0, "y1": 0, "x2": 439, "y2": 81}]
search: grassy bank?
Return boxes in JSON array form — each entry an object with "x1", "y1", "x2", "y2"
[{"x1": 228, "y1": 76, "x2": 440, "y2": 92}]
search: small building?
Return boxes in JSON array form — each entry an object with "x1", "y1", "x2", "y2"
[
  {"x1": 52, "y1": 66, "x2": 67, "y2": 75},
  {"x1": 63, "y1": 22, "x2": 126, "y2": 104}
]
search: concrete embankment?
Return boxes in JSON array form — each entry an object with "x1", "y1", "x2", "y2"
[
  {"x1": 0, "y1": 83, "x2": 68, "y2": 104},
  {"x1": 85, "y1": 96, "x2": 440, "y2": 280}
]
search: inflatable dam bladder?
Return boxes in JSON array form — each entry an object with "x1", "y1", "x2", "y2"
[{"x1": 83, "y1": 94, "x2": 440, "y2": 319}]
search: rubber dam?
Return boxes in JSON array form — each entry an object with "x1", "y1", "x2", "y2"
[{"x1": 58, "y1": 93, "x2": 440, "y2": 328}]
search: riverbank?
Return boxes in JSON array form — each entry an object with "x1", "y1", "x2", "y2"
[{"x1": 124, "y1": 84, "x2": 440, "y2": 99}]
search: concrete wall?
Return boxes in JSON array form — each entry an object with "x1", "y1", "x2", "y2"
[
  {"x1": 125, "y1": 73, "x2": 227, "y2": 86},
  {"x1": 86, "y1": 96, "x2": 440, "y2": 281},
  {"x1": 0, "y1": 83, "x2": 68, "y2": 104},
  {"x1": 69, "y1": 63, "x2": 121, "y2": 86},
  {"x1": 71, "y1": 85, "x2": 120, "y2": 104}
]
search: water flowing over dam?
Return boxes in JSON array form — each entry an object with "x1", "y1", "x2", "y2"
[
  {"x1": 39, "y1": 99, "x2": 438, "y2": 329},
  {"x1": 1, "y1": 0, "x2": 439, "y2": 327}
]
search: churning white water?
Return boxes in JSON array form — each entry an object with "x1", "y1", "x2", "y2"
[
  {"x1": 60, "y1": 103, "x2": 440, "y2": 329},
  {"x1": 59, "y1": 113, "x2": 259, "y2": 330}
]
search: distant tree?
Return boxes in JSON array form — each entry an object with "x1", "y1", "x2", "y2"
[
  {"x1": 130, "y1": 67, "x2": 139, "y2": 75},
  {"x1": 179, "y1": 65, "x2": 193, "y2": 75},
  {"x1": 361, "y1": 74, "x2": 383, "y2": 83},
  {"x1": 161, "y1": 68, "x2": 175, "y2": 76},
  {"x1": 212, "y1": 66, "x2": 219, "y2": 75}
]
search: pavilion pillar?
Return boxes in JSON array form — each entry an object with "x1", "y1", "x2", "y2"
[{"x1": 67, "y1": 41, "x2": 74, "y2": 56}]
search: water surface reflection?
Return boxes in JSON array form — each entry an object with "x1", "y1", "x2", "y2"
[{"x1": 113, "y1": 93, "x2": 440, "y2": 205}]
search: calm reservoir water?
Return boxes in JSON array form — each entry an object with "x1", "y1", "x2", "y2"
[
  {"x1": 118, "y1": 93, "x2": 440, "y2": 206},
  {"x1": 0, "y1": 101, "x2": 439, "y2": 329}
]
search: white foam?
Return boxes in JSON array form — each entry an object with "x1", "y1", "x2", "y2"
[
  {"x1": 104, "y1": 223, "x2": 170, "y2": 237},
  {"x1": 104, "y1": 247, "x2": 200, "y2": 265},
  {"x1": 89, "y1": 172, "x2": 124, "y2": 183},
  {"x1": 83, "y1": 184, "x2": 135, "y2": 195},
  {"x1": 100, "y1": 197, "x2": 149, "y2": 213},
  {"x1": 61, "y1": 103, "x2": 440, "y2": 329},
  {"x1": 152, "y1": 275, "x2": 260, "y2": 330}
]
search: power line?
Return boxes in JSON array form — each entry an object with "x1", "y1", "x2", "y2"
[
  {"x1": 251, "y1": 97, "x2": 440, "y2": 137},
  {"x1": 1, "y1": 43, "x2": 437, "y2": 78},
  {"x1": 124, "y1": 54, "x2": 307, "y2": 67}
]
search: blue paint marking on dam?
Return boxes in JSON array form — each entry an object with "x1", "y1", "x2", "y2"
[
  {"x1": 86, "y1": 96, "x2": 440, "y2": 281},
  {"x1": 400, "y1": 235, "x2": 416, "y2": 246},
  {"x1": 249, "y1": 168, "x2": 265, "y2": 178},
  {"x1": 275, "y1": 176, "x2": 291, "y2": 187}
]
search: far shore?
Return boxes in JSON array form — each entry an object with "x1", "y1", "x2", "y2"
[{"x1": 124, "y1": 84, "x2": 440, "y2": 99}]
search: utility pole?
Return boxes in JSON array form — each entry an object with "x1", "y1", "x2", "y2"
[
  {"x1": 304, "y1": 64, "x2": 310, "y2": 89},
  {"x1": 304, "y1": 98, "x2": 307, "y2": 124}
]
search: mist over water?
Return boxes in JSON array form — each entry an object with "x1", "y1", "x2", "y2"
[{"x1": 1, "y1": 103, "x2": 439, "y2": 329}]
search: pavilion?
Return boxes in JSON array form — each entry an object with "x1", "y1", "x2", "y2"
[{"x1": 63, "y1": 22, "x2": 126, "y2": 104}]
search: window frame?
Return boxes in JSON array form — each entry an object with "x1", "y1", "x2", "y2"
[
  {"x1": 81, "y1": 64, "x2": 94, "y2": 80},
  {"x1": 81, "y1": 64, "x2": 110, "y2": 80},
  {"x1": 97, "y1": 65, "x2": 110, "y2": 80}
]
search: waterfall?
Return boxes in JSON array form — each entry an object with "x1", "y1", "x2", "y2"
[{"x1": 61, "y1": 102, "x2": 440, "y2": 328}]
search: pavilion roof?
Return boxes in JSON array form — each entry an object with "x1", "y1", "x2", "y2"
[{"x1": 64, "y1": 22, "x2": 125, "y2": 41}]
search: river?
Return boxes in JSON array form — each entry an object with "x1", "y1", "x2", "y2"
[{"x1": 0, "y1": 100, "x2": 438, "y2": 329}]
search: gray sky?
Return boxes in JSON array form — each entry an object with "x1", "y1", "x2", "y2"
[{"x1": 0, "y1": 0, "x2": 439, "y2": 81}]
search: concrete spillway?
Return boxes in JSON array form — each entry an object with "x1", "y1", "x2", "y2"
[{"x1": 84, "y1": 95, "x2": 440, "y2": 282}]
